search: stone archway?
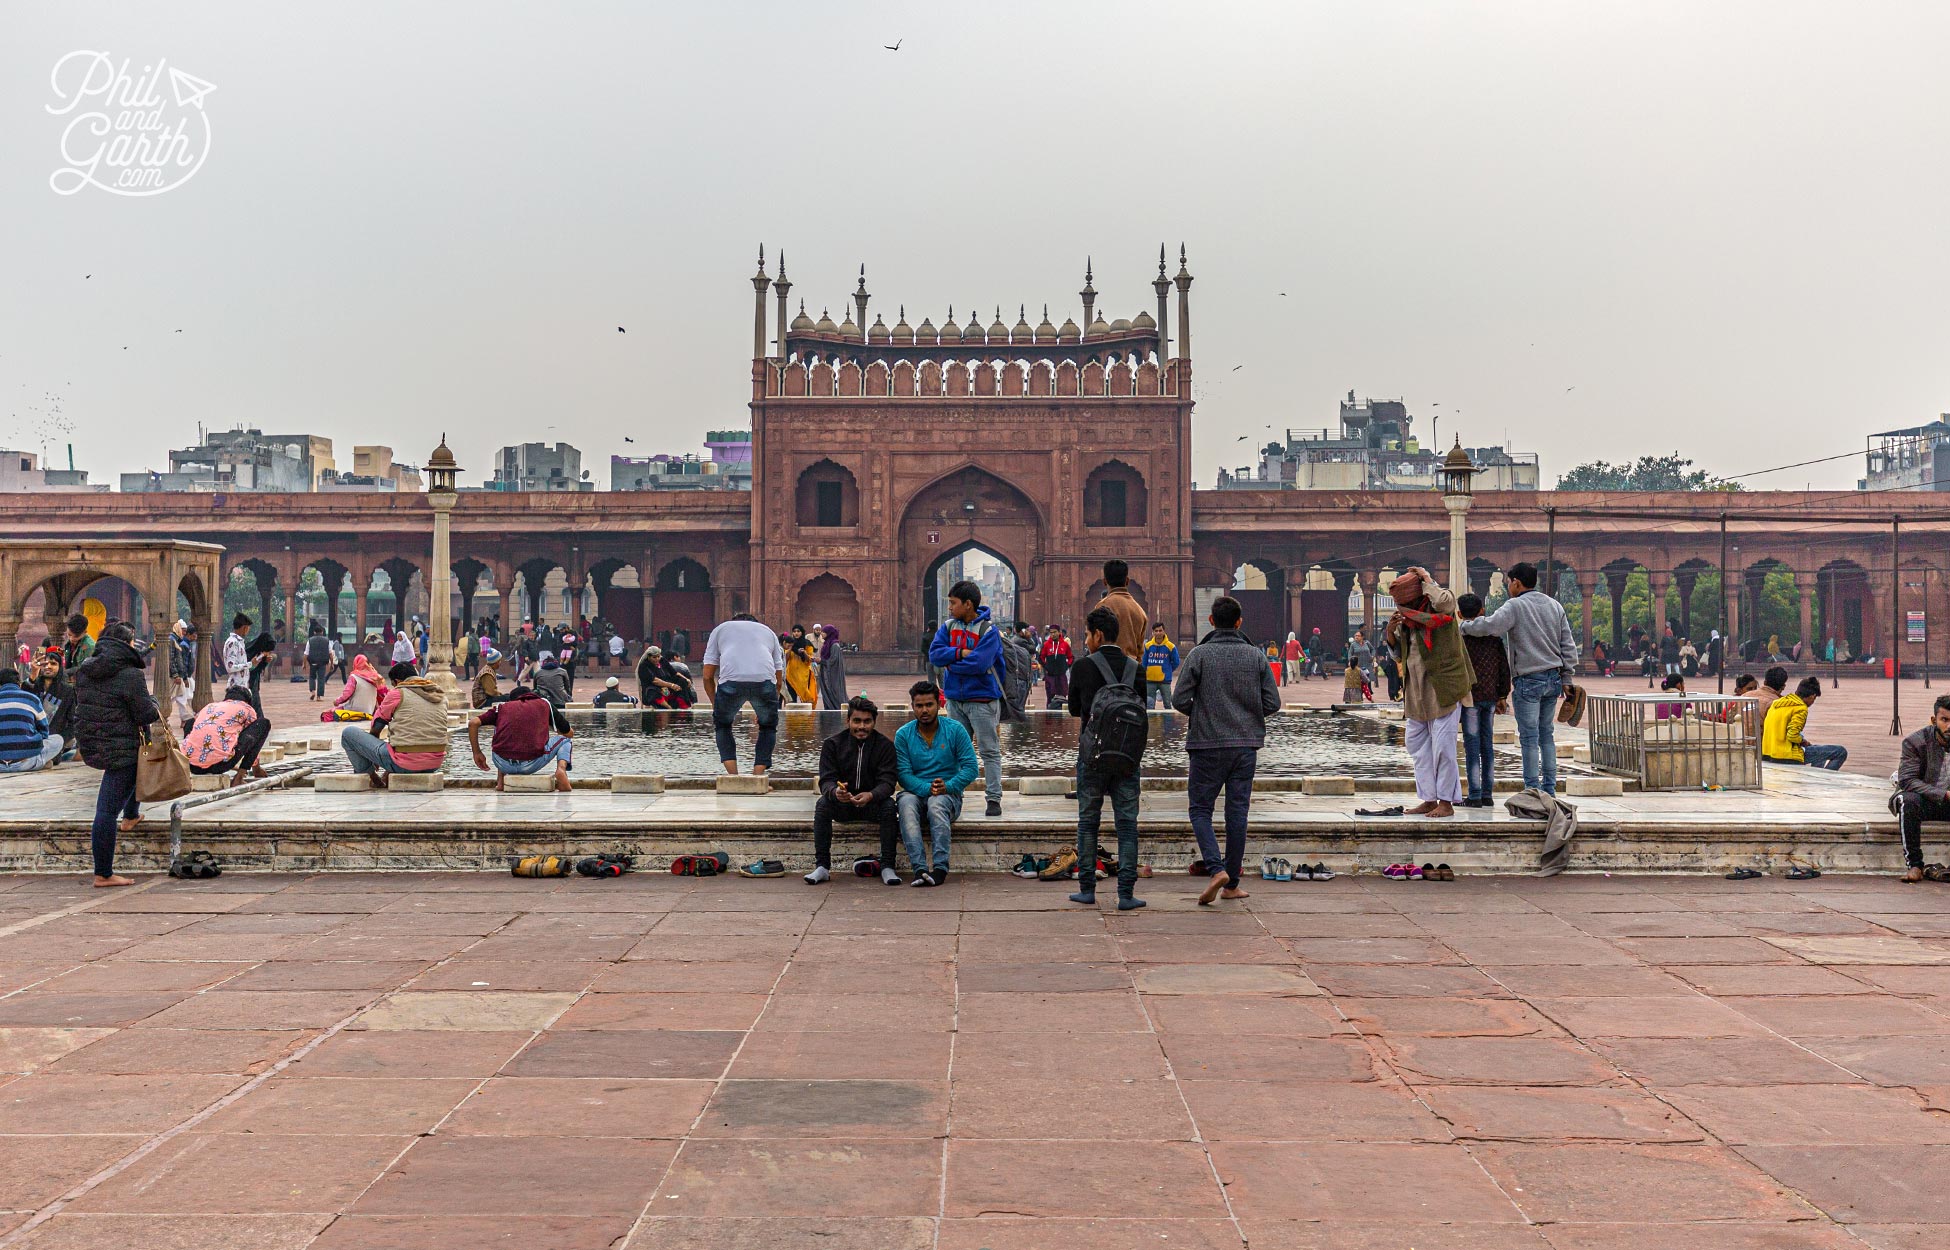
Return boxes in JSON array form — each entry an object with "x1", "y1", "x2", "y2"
[
  {"x1": 896, "y1": 466, "x2": 1043, "y2": 650},
  {"x1": 795, "y1": 573, "x2": 861, "y2": 644}
]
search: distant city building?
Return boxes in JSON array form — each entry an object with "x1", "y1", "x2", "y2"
[
  {"x1": 320, "y1": 445, "x2": 424, "y2": 492},
  {"x1": 489, "y1": 441, "x2": 590, "y2": 492},
  {"x1": 0, "y1": 449, "x2": 108, "y2": 493},
  {"x1": 122, "y1": 428, "x2": 334, "y2": 493},
  {"x1": 611, "y1": 430, "x2": 753, "y2": 491},
  {"x1": 1213, "y1": 392, "x2": 1540, "y2": 491},
  {"x1": 1864, "y1": 417, "x2": 1950, "y2": 491}
]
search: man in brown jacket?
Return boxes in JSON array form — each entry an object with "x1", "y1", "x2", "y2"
[
  {"x1": 1093, "y1": 560, "x2": 1149, "y2": 666},
  {"x1": 1386, "y1": 568, "x2": 1475, "y2": 818}
]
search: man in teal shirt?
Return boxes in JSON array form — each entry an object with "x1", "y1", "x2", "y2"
[{"x1": 893, "y1": 679, "x2": 977, "y2": 887}]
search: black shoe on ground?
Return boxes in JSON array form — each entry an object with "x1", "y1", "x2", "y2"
[{"x1": 985, "y1": 800, "x2": 1002, "y2": 817}]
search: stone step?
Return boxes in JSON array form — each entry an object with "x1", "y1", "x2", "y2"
[
  {"x1": 501, "y1": 773, "x2": 566, "y2": 793},
  {"x1": 189, "y1": 774, "x2": 227, "y2": 791},
  {"x1": 313, "y1": 774, "x2": 369, "y2": 792},
  {"x1": 389, "y1": 773, "x2": 444, "y2": 793},
  {"x1": 716, "y1": 775, "x2": 771, "y2": 796},
  {"x1": 1018, "y1": 776, "x2": 1069, "y2": 796},
  {"x1": 1300, "y1": 776, "x2": 1355, "y2": 796},
  {"x1": 611, "y1": 774, "x2": 665, "y2": 794}
]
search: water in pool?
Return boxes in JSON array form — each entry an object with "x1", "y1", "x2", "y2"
[{"x1": 317, "y1": 709, "x2": 1524, "y2": 779}]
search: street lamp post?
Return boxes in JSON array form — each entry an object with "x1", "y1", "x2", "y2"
[
  {"x1": 1440, "y1": 438, "x2": 1475, "y2": 593},
  {"x1": 425, "y1": 437, "x2": 462, "y2": 708}
]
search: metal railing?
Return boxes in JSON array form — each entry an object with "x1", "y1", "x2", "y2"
[{"x1": 1586, "y1": 693, "x2": 1764, "y2": 791}]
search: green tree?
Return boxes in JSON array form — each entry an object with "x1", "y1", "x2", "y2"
[{"x1": 1556, "y1": 453, "x2": 1743, "y2": 492}]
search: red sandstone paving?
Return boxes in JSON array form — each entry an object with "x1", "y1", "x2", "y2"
[{"x1": 3, "y1": 875, "x2": 1950, "y2": 1243}]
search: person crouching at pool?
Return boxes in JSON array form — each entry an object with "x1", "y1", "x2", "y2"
[
  {"x1": 1385, "y1": 567, "x2": 1475, "y2": 819},
  {"x1": 894, "y1": 680, "x2": 977, "y2": 887},
  {"x1": 468, "y1": 683, "x2": 573, "y2": 792},
  {"x1": 807, "y1": 694, "x2": 904, "y2": 886},
  {"x1": 340, "y1": 662, "x2": 452, "y2": 788}
]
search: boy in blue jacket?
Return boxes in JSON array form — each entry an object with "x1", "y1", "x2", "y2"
[
  {"x1": 1141, "y1": 624, "x2": 1179, "y2": 709},
  {"x1": 926, "y1": 580, "x2": 1006, "y2": 816},
  {"x1": 893, "y1": 680, "x2": 978, "y2": 886}
]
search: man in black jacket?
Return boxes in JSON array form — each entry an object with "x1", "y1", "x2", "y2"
[
  {"x1": 70, "y1": 623, "x2": 159, "y2": 887},
  {"x1": 1067, "y1": 605, "x2": 1148, "y2": 910},
  {"x1": 807, "y1": 695, "x2": 902, "y2": 885},
  {"x1": 1171, "y1": 595, "x2": 1284, "y2": 901},
  {"x1": 1894, "y1": 694, "x2": 1950, "y2": 882}
]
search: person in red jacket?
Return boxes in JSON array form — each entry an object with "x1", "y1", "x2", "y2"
[{"x1": 1038, "y1": 626, "x2": 1074, "y2": 708}]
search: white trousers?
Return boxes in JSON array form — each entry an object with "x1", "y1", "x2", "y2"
[{"x1": 1405, "y1": 705, "x2": 1463, "y2": 802}]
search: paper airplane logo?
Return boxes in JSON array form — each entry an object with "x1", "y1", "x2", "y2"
[{"x1": 168, "y1": 66, "x2": 216, "y2": 109}]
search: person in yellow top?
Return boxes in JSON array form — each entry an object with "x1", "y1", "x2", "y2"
[
  {"x1": 783, "y1": 626, "x2": 818, "y2": 705},
  {"x1": 1140, "y1": 624, "x2": 1178, "y2": 710},
  {"x1": 1762, "y1": 676, "x2": 1847, "y2": 769}
]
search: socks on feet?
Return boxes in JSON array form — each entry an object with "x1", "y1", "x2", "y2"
[
  {"x1": 1068, "y1": 890, "x2": 1096, "y2": 905},
  {"x1": 1117, "y1": 896, "x2": 1147, "y2": 910},
  {"x1": 803, "y1": 865, "x2": 830, "y2": 885},
  {"x1": 881, "y1": 867, "x2": 900, "y2": 886}
]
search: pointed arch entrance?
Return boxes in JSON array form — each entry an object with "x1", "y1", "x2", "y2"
[
  {"x1": 919, "y1": 542, "x2": 1019, "y2": 646},
  {"x1": 897, "y1": 466, "x2": 1042, "y2": 650}
]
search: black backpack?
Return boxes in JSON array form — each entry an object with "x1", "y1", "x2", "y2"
[
  {"x1": 1080, "y1": 651, "x2": 1148, "y2": 777},
  {"x1": 306, "y1": 634, "x2": 330, "y2": 664}
]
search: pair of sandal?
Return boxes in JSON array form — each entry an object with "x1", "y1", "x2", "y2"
[
  {"x1": 510, "y1": 854, "x2": 572, "y2": 878},
  {"x1": 737, "y1": 859, "x2": 786, "y2": 878},
  {"x1": 1384, "y1": 862, "x2": 1456, "y2": 881},
  {"x1": 1260, "y1": 858, "x2": 1336, "y2": 881},
  {"x1": 576, "y1": 853, "x2": 634, "y2": 878},
  {"x1": 1902, "y1": 863, "x2": 1950, "y2": 883},
  {"x1": 168, "y1": 850, "x2": 221, "y2": 880},
  {"x1": 671, "y1": 851, "x2": 730, "y2": 876},
  {"x1": 1012, "y1": 853, "x2": 1050, "y2": 879}
]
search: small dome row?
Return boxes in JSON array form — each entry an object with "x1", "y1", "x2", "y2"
[{"x1": 832, "y1": 305, "x2": 1158, "y2": 346}]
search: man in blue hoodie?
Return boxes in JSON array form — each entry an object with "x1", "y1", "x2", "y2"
[{"x1": 927, "y1": 580, "x2": 1006, "y2": 817}]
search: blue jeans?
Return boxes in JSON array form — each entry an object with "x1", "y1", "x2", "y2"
[
  {"x1": 1510, "y1": 670, "x2": 1563, "y2": 795},
  {"x1": 1802, "y1": 743, "x2": 1848, "y2": 770},
  {"x1": 1187, "y1": 747, "x2": 1255, "y2": 883},
  {"x1": 1076, "y1": 764, "x2": 1141, "y2": 897},
  {"x1": 712, "y1": 680, "x2": 780, "y2": 769},
  {"x1": 91, "y1": 763, "x2": 139, "y2": 878},
  {"x1": 0, "y1": 738, "x2": 64, "y2": 773},
  {"x1": 1460, "y1": 703, "x2": 1496, "y2": 803},
  {"x1": 947, "y1": 699, "x2": 1002, "y2": 803},
  {"x1": 897, "y1": 790, "x2": 959, "y2": 875},
  {"x1": 492, "y1": 735, "x2": 572, "y2": 776}
]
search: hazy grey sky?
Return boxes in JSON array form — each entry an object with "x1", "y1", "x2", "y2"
[{"x1": 5, "y1": 2, "x2": 1947, "y2": 491}]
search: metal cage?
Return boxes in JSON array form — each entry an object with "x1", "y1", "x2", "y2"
[{"x1": 1586, "y1": 693, "x2": 1764, "y2": 791}]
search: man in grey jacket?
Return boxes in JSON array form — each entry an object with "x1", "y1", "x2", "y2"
[
  {"x1": 1171, "y1": 596, "x2": 1284, "y2": 904},
  {"x1": 1457, "y1": 561, "x2": 1581, "y2": 795}
]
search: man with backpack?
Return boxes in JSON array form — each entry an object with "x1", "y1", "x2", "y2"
[
  {"x1": 1171, "y1": 595, "x2": 1283, "y2": 904},
  {"x1": 304, "y1": 621, "x2": 333, "y2": 701},
  {"x1": 927, "y1": 580, "x2": 1007, "y2": 816},
  {"x1": 1067, "y1": 605, "x2": 1149, "y2": 910}
]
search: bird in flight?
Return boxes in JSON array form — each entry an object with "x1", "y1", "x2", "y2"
[
  {"x1": 174, "y1": 329, "x2": 182, "y2": 333},
  {"x1": 623, "y1": 436, "x2": 635, "y2": 443},
  {"x1": 617, "y1": 327, "x2": 626, "y2": 333},
  {"x1": 1565, "y1": 385, "x2": 1575, "y2": 392},
  {"x1": 1232, "y1": 365, "x2": 1243, "y2": 371},
  {"x1": 885, "y1": 38, "x2": 901, "y2": 50},
  {"x1": 84, "y1": 274, "x2": 90, "y2": 279},
  {"x1": 1236, "y1": 434, "x2": 1249, "y2": 441}
]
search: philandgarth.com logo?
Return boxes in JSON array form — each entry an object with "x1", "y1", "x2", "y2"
[{"x1": 47, "y1": 51, "x2": 216, "y2": 196}]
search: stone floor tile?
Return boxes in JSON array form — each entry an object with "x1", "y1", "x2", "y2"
[
  {"x1": 1665, "y1": 964, "x2": 1882, "y2": 995},
  {"x1": 949, "y1": 1075, "x2": 1194, "y2": 1140},
  {"x1": 109, "y1": 933, "x2": 316, "y2": 962},
  {"x1": 354, "y1": 1136, "x2": 676, "y2": 1215},
  {"x1": 1132, "y1": 963, "x2": 1320, "y2": 995},
  {"x1": 695, "y1": 1079, "x2": 949, "y2": 1139},
  {"x1": 553, "y1": 991, "x2": 769, "y2": 1031},
  {"x1": 948, "y1": 1030, "x2": 1169, "y2": 1082},
  {"x1": 1613, "y1": 937, "x2": 1801, "y2": 964},
  {"x1": 728, "y1": 1030, "x2": 954, "y2": 1081},
  {"x1": 1285, "y1": 936, "x2": 1460, "y2": 965},
  {"x1": 1474, "y1": 1143, "x2": 1812, "y2": 1223},
  {"x1": 1210, "y1": 1141, "x2": 1521, "y2": 1222},
  {"x1": 1763, "y1": 935, "x2": 1950, "y2": 965},
  {"x1": 0, "y1": 1133, "x2": 146, "y2": 1210},
  {"x1": 956, "y1": 989, "x2": 1151, "y2": 1032},
  {"x1": 0, "y1": 1071, "x2": 243, "y2": 1133},
  {"x1": 1833, "y1": 965, "x2": 1950, "y2": 995},
  {"x1": 72, "y1": 1133, "x2": 412, "y2": 1213},
  {"x1": 1142, "y1": 994, "x2": 1348, "y2": 1036},
  {"x1": 7, "y1": 1213, "x2": 332, "y2": 1249},
  {"x1": 1382, "y1": 1036, "x2": 1622, "y2": 1086},
  {"x1": 1567, "y1": 911, "x2": 1752, "y2": 938},
  {"x1": 218, "y1": 960, "x2": 428, "y2": 993},
  {"x1": 1794, "y1": 1036, "x2": 1950, "y2": 1085},
  {"x1": 292, "y1": 1029, "x2": 533, "y2": 1077},
  {"x1": 655, "y1": 1139, "x2": 943, "y2": 1218},
  {"x1": 1256, "y1": 911, "x2": 1430, "y2": 939},
  {"x1": 946, "y1": 1139, "x2": 1226, "y2": 1218},
  {"x1": 794, "y1": 934, "x2": 957, "y2": 963},
  {"x1": 196, "y1": 1076, "x2": 478, "y2": 1135},
  {"x1": 805, "y1": 910, "x2": 962, "y2": 935},
  {"x1": 1661, "y1": 1083, "x2": 1950, "y2": 1145},
  {"x1": 286, "y1": 934, "x2": 478, "y2": 962},
  {"x1": 47, "y1": 1027, "x2": 310, "y2": 1075},
  {"x1": 1529, "y1": 995, "x2": 1774, "y2": 1038},
  {"x1": 1592, "y1": 1036, "x2": 1860, "y2": 1086},
  {"x1": 593, "y1": 960, "x2": 787, "y2": 994},
  {"x1": 312, "y1": 1214, "x2": 637, "y2": 1250},
  {"x1": 1339, "y1": 997, "x2": 1564, "y2": 1038},
  {"x1": 447, "y1": 934, "x2": 639, "y2": 962},
  {"x1": 1306, "y1": 963, "x2": 1515, "y2": 998},
  {"x1": 1736, "y1": 1145, "x2": 1950, "y2": 1222},
  {"x1": 1438, "y1": 935, "x2": 1635, "y2": 966},
  {"x1": 355, "y1": 990, "x2": 577, "y2": 1032},
  {"x1": 189, "y1": 912, "x2": 357, "y2": 934},
  {"x1": 0, "y1": 963, "x2": 74, "y2": 993},
  {"x1": 37, "y1": 961, "x2": 253, "y2": 993},
  {"x1": 935, "y1": 1218, "x2": 1242, "y2": 1250},
  {"x1": 955, "y1": 934, "x2": 1121, "y2": 963},
  {"x1": 1418, "y1": 1084, "x2": 1706, "y2": 1142},
  {"x1": 1180, "y1": 1078, "x2": 1452, "y2": 1142},
  {"x1": 754, "y1": 991, "x2": 956, "y2": 1032},
  {"x1": 1849, "y1": 1227, "x2": 1950, "y2": 1249},
  {"x1": 0, "y1": 992, "x2": 190, "y2": 1028},
  {"x1": 137, "y1": 990, "x2": 375, "y2": 1031},
  {"x1": 0, "y1": 1027, "x2": 113, "y2": 1073},
  {"x1": 1537, "y1": 1224, "x2": 1863, "y2": 1249},
  {"x1": 1721, "y1": 994, "x2": 1950, "y2": 1036},
  {"x1": 1119, "y1": 934, "x2": 1299, "y2": 965},
  {"x1": 408, "y1": 960, "x2": 608, "y2": 992},
  {"x1": 952, "y1": 962, "x2": 1126, "y2": 993},
  {"x1": 623, "y1": 935, "x2": 804, "y2": 962},
  {"x1": 505, "y1": 1029, "x2": 742, "y2": 1079},
  {"x1": 444, "y1": 1076, "x2": 714, "y2": 1138},
  {"x1": 1240, "y1": 1221, "x2": 1554, "y2": 1249}
]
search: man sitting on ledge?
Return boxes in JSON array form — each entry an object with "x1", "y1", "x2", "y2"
[
  {"x1": 1895, "y1": 694, "x2": 1950, "y2": 883},
  {"x1": 341, "y1": 662, "x2": 451, "y2": 787},
  {"x1": 469, "y1": 682, "x2": 573, "y2": 792},
  {"x1": 806, "y1": 695, "x2": 902, "y2": 886},
  {"x1": 894, "y1": 680, "x2": 977, "y2": 887},
  {"x1": 184, "y1": 683, "x2": 271, "y2": 783}
]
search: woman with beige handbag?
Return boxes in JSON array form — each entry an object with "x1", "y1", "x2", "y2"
[{"x1": 70, "y1": 622, "x2": 162, "y2": 887}]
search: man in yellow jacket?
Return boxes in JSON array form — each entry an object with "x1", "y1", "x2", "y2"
[
  {"x1": 1763, "y1": 676, "x2": 1848, "y2": 769},
  {"x1": 1141, "y1": 624, "x2": 1178, "y2": 710}
]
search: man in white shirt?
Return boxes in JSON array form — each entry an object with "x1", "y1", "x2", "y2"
[
  {"x1": 701, "y1": 613, "x2": 785, "y2": 775},
  {"x1": 222, "y1": 614, "x2": 256, "y2": 708}
]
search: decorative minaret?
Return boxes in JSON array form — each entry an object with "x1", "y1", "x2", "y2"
[
  {"x1": 750, "y1": 245, "x2": 770, "y2": 360},
  {"x1": 1173, "y1": 244, "x2": 1193, "y2": 363},
  {"x1": 1079, "y1": 257, "x2": 1097, "y2": 340},
  {"x1": 773, "y1": 251, "x2": 793, "y2": 358},
  {"x1": 1152, "y1": 243, "x2": 1172, "y2": 362},
  {"x1": 853, "y1": 265, "x2": 870, "y2": 343}
]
